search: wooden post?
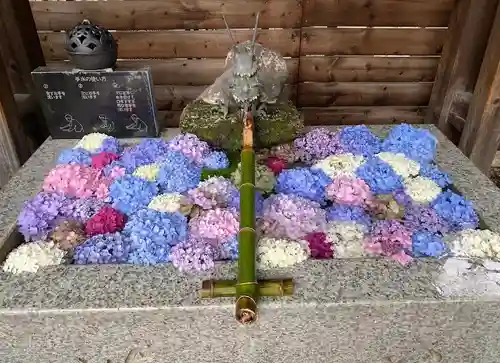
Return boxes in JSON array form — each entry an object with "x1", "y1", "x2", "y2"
[
  {"x1": 424, "y1": 0, "x2": 498, "y2": 141},
  {"x1": 459, "y1": 2, "x2": 500, "y2": 174}
]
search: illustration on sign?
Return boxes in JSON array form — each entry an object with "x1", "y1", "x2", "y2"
[
  {"x1": 126, "y1": 114, "x2": 148, "y2": 132},
  {"x1": 94, "y1": 114, "x2": 115, "y2": 133},
  {"x1": 60, "y1": 113, "x2": 84, "y2": 133}
]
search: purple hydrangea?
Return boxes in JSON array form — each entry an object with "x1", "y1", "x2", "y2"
[
  {"x1": 203, "y1": 151, "x2": 230, "y2": 170},
  {"x1": 57, "y1": 148, "x2": 92, "y2": 166},
  {"x1": 169, "y1": 238, "x2": 218, "y2": 272},
  {"x1": 275, "y1": 167, "x2": 331, "y2": 205},
  {"x1": 167, "y1": 133, "x2": 210, "y2": 166},
  {"x1": 393, "y1": 190, "x2": 413, "y2": 208},
  {"x1": 123, "y1": 208, "x2": 187, "y2": 246},
  {"x1": 217, "y1": 235, "x2": 238, "y2": 260},
  {"x1": 109, "y1": 175, "x2": 158, "y2": 215},
  {"x1": 293, "y1": 128, "x2": 343, "y2": 163},
  {"x1": 403, "y1": 204, "x2": 449, "y2": 235},
  {"x1": 59, "y1": 197, "x2": 106, "y2": 223},
  {"x1": 411, "y1": 230, "x2": 448, "y2": 258},
  {"x1": 187, "y1": 177, "x2": 237, "y2": 209},
  {"x1": 97, "y1": 137, "x2": 123, "y2": 154},
  {"x1": 430, "y1": 191, "x2": 479, "y2": 231},
  {"x1": 356, "y1": 157, "x2": 403, "y2": 194},
  {"x1": 227, "y1": 189, "x2": 264, "y2": 217},
  {"x1": 17, "y1": 192, "x2": 68, "y2": 241},
  {"x1": 188, "y1": 208, "x2": 239, "y2": 245},
  {"x1": 325, "y1": 205, "x2": 371, "y2": 228},
  {"x1": 338, "y1": 125, "x2": 382, "y2": 157},
  {"x1": 365, "y1": 220, "x2": 413, "y2": 265},
  {"x1": 419, "y1": 163, "x2": 452, "y2": 188},
  {"x1": 381, "y1": 124, "x2": 437, "y2": 164},
  {"x1": 157, "y1": 150, "x2": 202, "y2": 193},
  {"x1": 120, "y1": 139, "x2": 169, "y2": 172},
  {"x1": 73, "y1": 232, "x2": 129, "y2": 264},
  {"x1": 259, "y1": 193, "x2": 326, "y2": 239}
]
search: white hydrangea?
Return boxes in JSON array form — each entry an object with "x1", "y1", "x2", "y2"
[
  {"x1": 73, "y1": 132, "x2": 110, "y2": 153},
  {"x1": 444, "y1": 229, "x2": 500, "y2": 260},
  {"x1": 377, "y1": 152, "x2": 420, "y2": 180},
  {"x1": 133, "y1": 163, "x2": 161, "y2": 182},
  {"x1": 312, "y1": 153, "x2": 365, "y2": 179},
  {"x1": 148, "y1": 193, "x2": 193, "y2": 215},
  {"x1": 404, "y1": 176, "x2": 441, "y2": 204},
  {"x1": 2, "y1": 241, "x2": 68, "y2": 275},
  {"x1": 326, "y1": 221, "x2": 368, "y2": 258},
  {"x1": 257, "y1": 237, "x2": 310, "y2": 269}
]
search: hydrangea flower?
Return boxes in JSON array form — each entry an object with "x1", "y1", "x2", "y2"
[
  {"x1": 188, "y1": 208, "x2": 239, "y2": 245},
  {"x1": 364, "y1": 220, "x2": 413, "y2": 265},
  {"x1": 227, "y1": 189, "x2": 264, "y2": 217},
  {"x1": 293, "y1": 128, "x2": 343, "y2": 163},
  {"x1": 74, "y1": 133, "x2": 111, "y2": 153},
  {"x1": 381, "y1": 124, "x2": 437, "y2": 164},
  {"x1": 59, "y1": 197, "x2": 106, "y2": 223},
  {"x1": 404, "y1": 176, "x2": 441, "y2": 204},
  {"x1": 231, "y1": 163, "x2": 276, "y2": 193},
  {"x1": 444, "y1": 229, "x2": 500, "y2": 260},
  {"x1": 257, "y1": 237, "x2": 310, "y2": 269},
  {"x1": 49, "y1": 220, "x2": 87, "y2": 251},
  {"x1": 148, "y1": 193, "x2": 193, "y2": 215},
  {"x1": 109, "y1": 175, "x2": 158, "y2": 215},
  {"x1": 2, "y1": 240, "x2": 68, "y2": 274},
  {"x1": 157, "y1": 150, "x2": 202, "y2": 193},
  {"x1": 376, "y1": 152, "x2": 420, "y2": 180},
  {"x1": 57, "y1": 148, "x2": 92, "y2": 166},
  {"x1": 403, "y1": 204, "x2": 449, "y2": 235},
  {"x1": 97, "y1": 137, "x2": 123, "y2": 154},
  {"x1": 419, "y1": 163, "x2": 452, "y2": 188},
  {"x1": 356, "y1": 157, "x2": 403, "y2": 194},
  {"x1": 325, "y1": 205, "x2": 371, "y2": 228},
  {"x1": 326, "y1": 221, "x2": 368, "y2": 258},
  {"x1": 123, "y1": 209, "x2": 187, "y2": 246},
  {"x1": 17, "y1": 192, "x2": 68, "y2": 241},
  {"x1": 187, "y1": 177, "x2": 237, "y2": 209},
  {"x1": 265, "y1": 157, "x2": 287, "y2": 175},
  {"x1": 103, "y1": 160, "x2": 126, "y2": 180},
  {"x1": 411, "y1": 231, "x2": 448, "y2": 258},
  {"x1": 258, "y1": 142, "x2": 301, "y2": 164},
  {"x1": 133, "y1": 163, "x2": 162, "y2": 182},
  {"x1": 167, "y1": 132, "x2": 210, "y2": 166},
  {"x1": 430, "y1": 191, "x2": 479, "y2": 231},
  {"x1": 275, "y1": 167, "x2": 331, "y2": 204},
  {"x1": 126, "y1": 235, "x2": 171, "y2": 265},
  {"x1": 312, "y1": 153, "x2": 365, "y2": 179},
  {"x1": 169, "y1": 238, "x2": 218, "y2": 272},
  {"x1": 217, "y1": 235, "x2": 239, "y2": 260},
  {"x1": 85, "y1": 206, "x2": 126, "y2": 236},
  {"x1": 325, "y1": 176, "x2": 373, "y2": 207},
  {"x1": 120, "y1": 139, "x2": 170, "y2": 172},
  {"x1": 203, "y1": 150, "x2": 230, "y2": 170},
  {"x1": 91, "y1": 152, "x2": 120, "y2": 170},
  {"x1": 73, "y1": 233, "x2": 129, "y2": 264},
  {"x1": 303, "y1": 232, "x2": 334, "y2": 259},
  {"x1": 259, "y1": 194, "x2": 326, "y2": 239},
  {"x1": 338, "y1": 125, "x2": 382, "y2": 157}
]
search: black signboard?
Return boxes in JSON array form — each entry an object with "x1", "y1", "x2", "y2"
[{"x1": 31, "y1": 65, "x2": 160, "y2": 139}]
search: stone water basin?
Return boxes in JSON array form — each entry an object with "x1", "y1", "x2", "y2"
[{"x1": 0, "y1": 126, "x2": 500, "y2": 363}]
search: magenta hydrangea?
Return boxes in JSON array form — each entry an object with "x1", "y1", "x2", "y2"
[
  {"x1": 325, "y1": 176, "x2": 373, "y2": 206},
  {"x1": 293, "y1": 128, "x2": 343, "y2": 163},
  {"x1": 188, "y1": 208, "x2": 239, "y2": 245},
  {"x1": 259, "y1": 193, "x2": 326, "y2": 239},
  {"x1": 364, "y1": 220, "x2": 413, "y2": 265},
  {"x1": 168, "y1": 132, "x2": 210, "y2": 166}
]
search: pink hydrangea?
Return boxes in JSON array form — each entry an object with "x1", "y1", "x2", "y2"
[
  {"x1": 364, "y1": 220, "x2": 413, "y2": 265},
  {"x1": 42, "y1": 164, "x2": 112, "y2": 200},
  {"x1": 168, "y1": 133, "x2": 210, "y2": 166},
  {"x1": 188, "y1": 207, "x2": 239, "y2": 245},
  {"x1": 326, "y1": 176, "x2": 372, "y2": 206}
]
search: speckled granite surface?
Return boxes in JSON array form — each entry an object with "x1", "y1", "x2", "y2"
[{"x1": 1, "y1": 126, "x2": 500, "y2": 363}]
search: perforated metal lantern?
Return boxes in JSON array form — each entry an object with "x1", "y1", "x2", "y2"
[{"x1": 65, "y1": 20, "x2": 118, "y2": 70}]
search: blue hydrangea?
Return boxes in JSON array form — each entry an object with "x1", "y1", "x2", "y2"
[
  {"x1": 120, "y1": 139, "x2": 169, "y2": 172},
  {"x1": 97, "y1": 137, "x2": 123, "y2": 154},
  {"x1": 356, "y1": 157, "x2": 403, "y2": 194},
  {"x1": 275, "y1": 167, "x2": 331, "y2": 204},
  {"x1": 419, "y1": 163, "x2": 451, "y2": 188},
  {"x1": 57, "y1": 148, "x2": 92, "y2": 166},
  {"x1": 411, "y1": 230, "x2": 448, "y2": 258},
  {"x1": 430, "y1": 191, "x2": 479, "y2": 231},
  {"x1": 123, "y1": 208, "x2": 187, "y2": 246},
  {"x1": 228, "y1": 189, "x2": 264, "y2": 217},
  {"x1": 325, "y1": 205, "x2": 371, "y2": 228},
  {"x1": 109, "y1": 175, "x2": 158, "y2": 215},
  {"x1": 338, "y1": 125, "x2": 382, "y2": 157},
  {"x1": 126, "y1": 235, "x2": 172, "y2": 265},
  {"x1": 73, "y1": 233, "x2": 130, "y2": 264},
  {"x1": 157, "y1": 150, "x2": 202, "y2": 193},
  {"x1": 203, "y1": 151, "x2": 230, "y2": 169},
  {"x1": 218, "y1": 235, "x2": 239, "y2": 260},
  {"x1": 381, "y1": 124, "x2": 437, "y2": 164}
]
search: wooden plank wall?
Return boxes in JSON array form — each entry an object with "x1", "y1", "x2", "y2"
[{"x1": 30, "y1": 0, "x2": 457, "y2": 127}]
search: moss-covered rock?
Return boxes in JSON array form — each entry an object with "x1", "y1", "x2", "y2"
[{"x1": 179, "y1": 100, "x2": 304, "y2": 151}]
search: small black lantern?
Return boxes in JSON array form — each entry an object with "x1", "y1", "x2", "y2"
[{"x1": 65, "y1": 19, "x2": 118, "y2": 70}]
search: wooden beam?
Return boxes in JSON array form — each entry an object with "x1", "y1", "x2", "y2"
[
  {"x1": 459, "y1": 2, "x2": 500, "y2": 173},
  {"x1": 424, "y1": 0, "x2": 498, "y2": 141}
]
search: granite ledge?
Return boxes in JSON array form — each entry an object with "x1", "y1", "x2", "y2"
[{"x1": 1, "y1": 125, "x2": 500, "y2": 312}]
